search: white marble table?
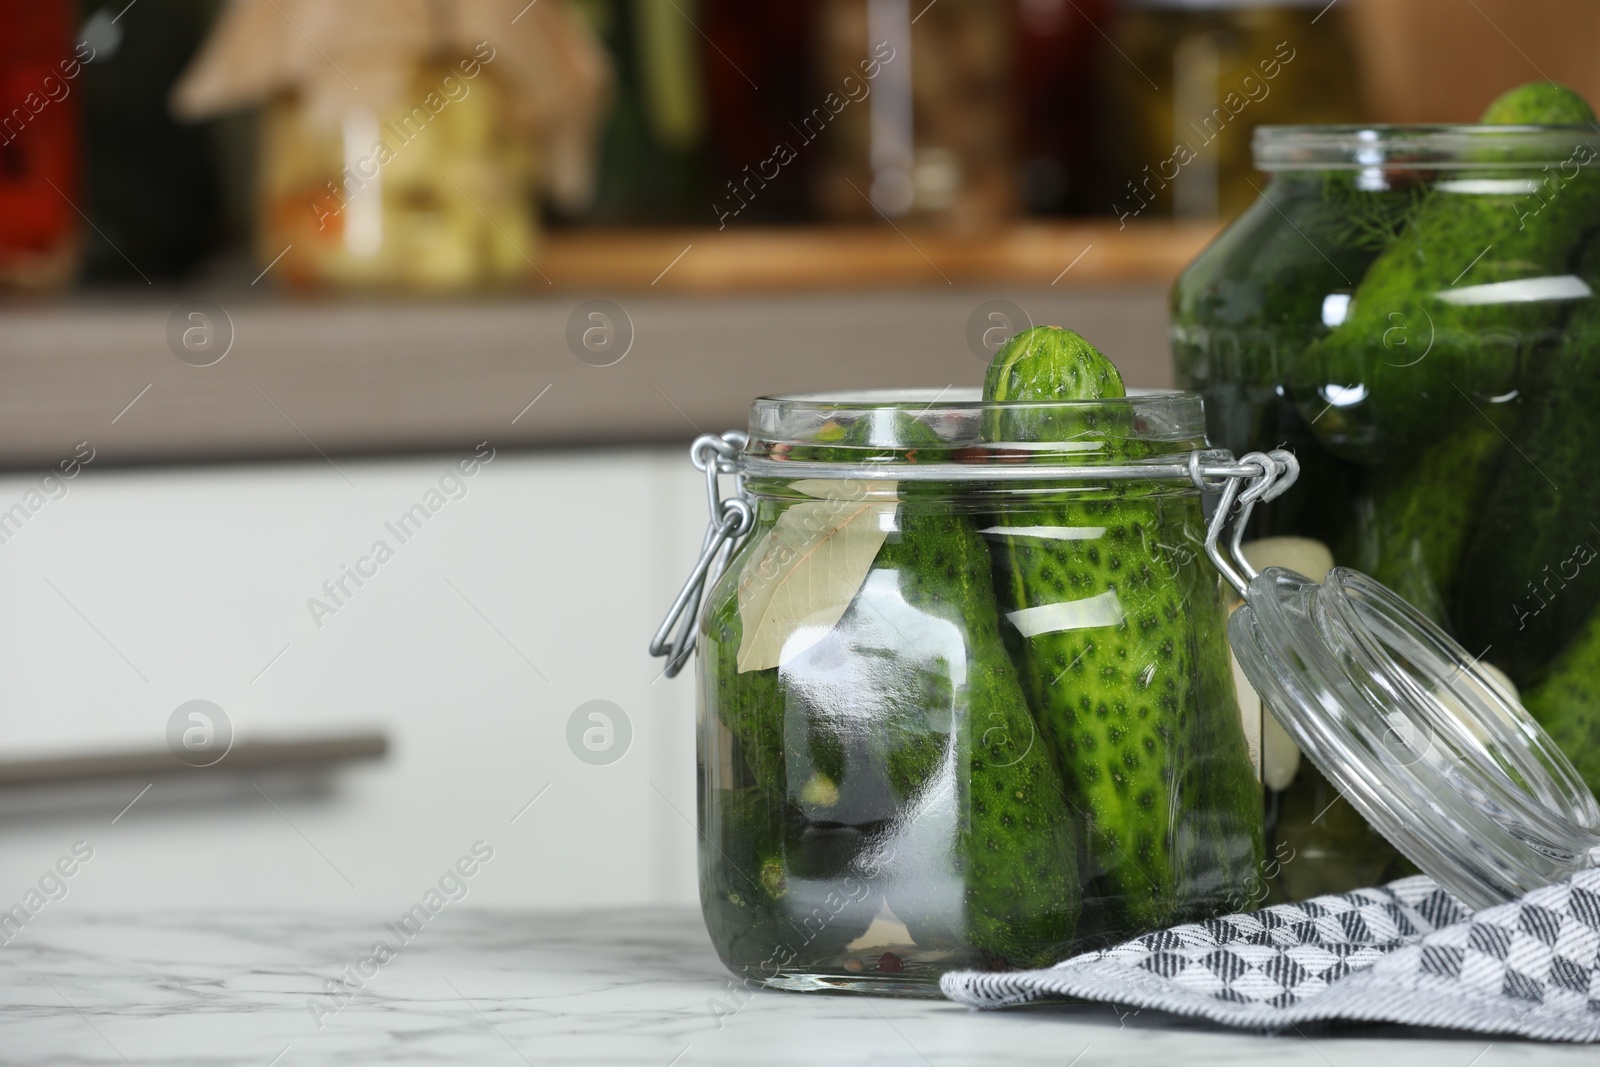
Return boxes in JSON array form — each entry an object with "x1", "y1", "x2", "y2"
[{"x1": 1, "y1": 908, "x2": 1592, "y2": 1066}]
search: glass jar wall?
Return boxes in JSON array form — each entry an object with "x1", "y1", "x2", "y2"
[
  {"x1": 1171, "y1": 123, "x2": 1600, "y2": 899},
  {"x1": 694, "y1": 390, "x2": 1263, "y2": 993}
]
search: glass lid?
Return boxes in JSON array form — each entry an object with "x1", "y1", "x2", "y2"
[{"x1": 1211, "y1": 455, "x2": 1600, "y2": 910}]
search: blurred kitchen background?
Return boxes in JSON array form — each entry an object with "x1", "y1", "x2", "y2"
[{"x1": 1, "y1": 0, "x2": 1597, "y2": 914}]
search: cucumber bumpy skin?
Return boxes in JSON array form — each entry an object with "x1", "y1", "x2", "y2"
[
  {"x1": 1295, "y1": 82, "x2": 1600, "y2": 463},
  {"x1": 982, "y1": 326, "x2": 1261, "y2": 934},
  {"x1": 1171, "y1": 172, "x2": 1411, "y2": 546},
  {"x1": 706, "y1": 411, "x2": 1080, "y2": 971},
  {"x1": 870, "y1": 508, "x2": 1082, "y2": 968},
  {"x1": 1453, "y1": 236, "x2": 1600, "y2": 683},
  {"x1": 1341, "y1": 423, "x2": 1504, "y2": 626},
  {"x1": 818, "y1": 410, "x2": 1080, "y2": 968},
  {"x1": 1521, "y1": 607, "x2": 1600, "y2": 795}
]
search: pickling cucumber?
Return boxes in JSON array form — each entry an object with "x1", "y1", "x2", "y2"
[
  {"x1": 699, "y1": 787, "x2": 877, "y2": 975},
  {"x1": 1453, "y1": 236, "x2": 1600, "y2": 681},
  {"x1": 1520, "y1": 607, "x2": 1600, "y2": 794},
  {"x1": 1298, "y1": 82, "x2": 1600, "y2": 462},
  {"x1": 1342, "y1": 423, "x2": 1504, "y2": 625},
  {"x1": 1480, "y1": 81, "x2": 1599, "y2": 124},
  {"x1": 871, "y1": 508, "x2": 1082, "y2": 967},
  {"x1": 982, "y1": 326, "x2": 1261, "y2": 933},
  {"x1": 807, "y1": 410, "x2": 1081, "y2": 967}
]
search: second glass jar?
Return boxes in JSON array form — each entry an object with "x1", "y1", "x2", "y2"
[{"x1": 1171, "y1": 123, "x2": 1600, "y2": 900}]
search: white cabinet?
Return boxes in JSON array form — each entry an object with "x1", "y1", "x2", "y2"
[{"x1": 0, "y1": 449, "x2": 708, "y2": 912}]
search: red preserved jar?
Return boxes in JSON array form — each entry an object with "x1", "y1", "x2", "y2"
[{"x1": 0, "y1": 0, "x2": 82, "y2": 291}]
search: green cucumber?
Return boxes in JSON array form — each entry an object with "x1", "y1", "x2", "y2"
[
  {"x1": 1453, "y1": 236, "x2": 1600, "y2": 681},
  {"x1": 986, "y1": 324, "x2": 1125, "y2": 404},
  {"x1": 1296, "y1": 82, "x2": 1600, "y2": 463},
  {"x1": 981, "y1": 326, "x2": 1261, "y2": 934},
  {"x1": 1342, "y1": 424, "x2": 1505, "y2": 625},
  {"x1": 1520, "y1": 606, "x2": 1600, "y2": 794},
  {"x1": 1480, "y1": 82, "x2": 1598, "y2": 125},
  {"x1": 867, "y1": 506, "x2": 1081, "y2": 968},
  {"x1": 704, "y1": 581, "x2": 786, "y2": 792},
  {"x1": 803, "y1": 409, "x2": 1081, "y2": 967},
  {"x1": 698, "y1": 788, "x2": 877, "y2": 976}
]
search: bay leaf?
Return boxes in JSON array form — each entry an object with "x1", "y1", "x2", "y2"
[{"x1": 736, "y1": 482, "x2": 897, "y2": 673}]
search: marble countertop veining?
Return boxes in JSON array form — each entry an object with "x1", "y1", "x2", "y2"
[{"x1": 0, "y1": 908, "x2": 1593, "y2": 1067}]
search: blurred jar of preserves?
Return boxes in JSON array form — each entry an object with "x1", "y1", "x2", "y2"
[
  {"x1": 1015, "y1": 0, "x2": 1110, "y2": 215},
  {"x1": 259, "y1": 57, "x2": 539, "y2": 292},
  {"x1": 574, "y1": 0, "x2": 712, "y2": 224},
  {"x1": 173, "y1": 0, "x2": 609, "y2": 293},
  {"x1": 812, "y1": 0, "x2": 1017, "y2": 227},
  {"x1": 701, "y1": 1, "x2": 818, "y2": 225},
  {"x1": 1105, "y1": 0, "x2": 1362, "y2": 223},
  {"x1": 0, "y1": 0, "x2": 85, "y2": 291}
]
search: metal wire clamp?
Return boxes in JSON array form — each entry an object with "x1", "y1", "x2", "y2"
[
  {"x1": 1203, "y1": 449, "x2": 1300, "y2": 597},
  {"x1": 648, "y1": 431, "x2": 751, "y2": 678},
  {"x1": 648, "y1": 435, "x2": 1300, "y2": 677}
]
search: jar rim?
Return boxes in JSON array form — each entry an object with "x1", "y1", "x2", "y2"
[
  {"x1": 752, "y1": 386, "x2": 1197, "y2": 413},
  {"x1": 741, "y1": 388, "x2": 1211, "y2": 484},
  {"x1": 1253, "y1": 124, "x2": 1600, "y2": 171}
]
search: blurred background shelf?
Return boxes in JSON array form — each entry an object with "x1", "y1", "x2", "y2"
[
  {"x1": 535, "y1": 220, "x2": 1220, "y2": 291},
  {"x1": 0, "y1": 219, "x2": 1208, "y2": 471},
  {"x1": 0, "y1": 280, "x2": 1175, "y2": 470}
]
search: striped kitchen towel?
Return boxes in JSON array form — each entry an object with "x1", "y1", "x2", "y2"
[{"x1": 941, "y1": 871, "x2": 1600, "y2": 1041}]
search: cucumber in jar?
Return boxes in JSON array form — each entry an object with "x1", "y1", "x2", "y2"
[
  {"x1": 982, "y1": 326, "x2": 1261, "y2": 933},
  {"x1": 1453, "y1": 235, "x2": 1600, "y2": 681},
  {"x1": 870, "y1": 508, "x2": 1083, "y2": 968},
  {"x1": 815, "y1": 412, "x2": 1082, "y2": 969},
  {"x1": 1521, "y1": 605, "x2": 1600, "y2": 795},
  {"x1": 1296, "y1": 82, "x2": 1600, "y2": 463},
  {"x1": 1300, "y1": 83, "x2": 1600, "y2": 456},
  {"x1": 1171, "y1": 170, "x2": 1420, "y2": 546},
  {"x1": 699, "y1": 787, "x2": 878, "y2": 975},
  {"x1": 1341, "y1": 423, "x2": 1505, "y2": 626}
]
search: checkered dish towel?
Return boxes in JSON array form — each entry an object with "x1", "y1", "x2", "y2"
[{"x1": 940, "y1": 871, "x2": 1600, "y2": 1041}]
